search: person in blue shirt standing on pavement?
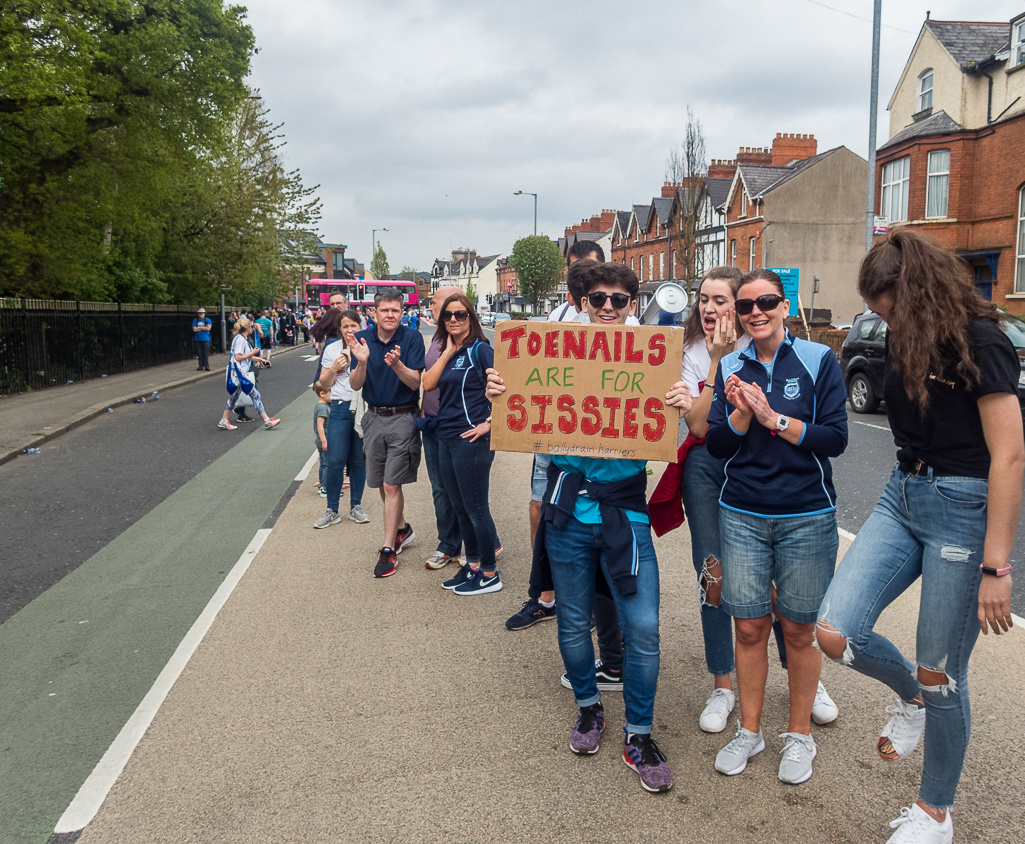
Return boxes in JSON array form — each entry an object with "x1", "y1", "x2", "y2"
[
  {"x1": 347, "y1": 290, "x2": 426, "y2": 578},
  {"x1": 422, "y1": 292, "x2": 501, "y2": 595},
  {"x1": 193, "y1": 308, "x2": 212, "y2": 371},
  {"x1": 486, "y1": 261, "x2": 694, "y2": 793},
  {"x1": 705, "y1": 268, "x2": 848, "y2": 786}
]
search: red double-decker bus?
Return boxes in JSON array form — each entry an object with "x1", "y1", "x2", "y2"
[{"x1": 305, "y1": 278, "x2": 420, "y2": 309}]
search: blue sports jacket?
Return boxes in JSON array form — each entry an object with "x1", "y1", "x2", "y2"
[{"x1": 705, "y1": 330, "x2": 849, "y2": 518}]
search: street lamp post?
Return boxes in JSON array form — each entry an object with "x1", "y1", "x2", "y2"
[
  {"x1": 514, "y1": 191, "x2": 537, "y2": 236},
  {"x1": 372, "y1": 227, "x2": 389, "y2": 276}
]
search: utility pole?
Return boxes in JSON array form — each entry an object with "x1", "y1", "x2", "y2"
[{"x1": 865, "y1": 0, "x2": 882, "y2": 254}]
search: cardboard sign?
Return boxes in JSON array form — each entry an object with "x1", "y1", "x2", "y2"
[{"x1": 490, "y1": 320, "x2": 684, "y2": 462}]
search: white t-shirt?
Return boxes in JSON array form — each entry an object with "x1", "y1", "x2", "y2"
[
  {"x1": 548, "y1": 302, "x2": 579, "y2": 322},
  {"x1": 231, "y1": 334, "x2": 254, "y2": 374},
  {"x1": 320, "y1": 339, "x2": 353, "y2": 401},
  {"x1": 681, "y1": 334, "x2": 752, "y2": 394}
]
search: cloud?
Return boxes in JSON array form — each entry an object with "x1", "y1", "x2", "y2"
[{"x1": 244, "y1": 0, "x2": 1024, "y2": 270}]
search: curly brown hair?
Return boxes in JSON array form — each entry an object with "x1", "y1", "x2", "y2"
[
  {"x1": 858, "y1": 228, "x2": 1001, "y2": 407},
  {"x1": 432, "y1": 292, "x2": 489, "y2": 349}
]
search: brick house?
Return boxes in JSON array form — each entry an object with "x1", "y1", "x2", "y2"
[
  {"x1": 721, "y1": 134, "x2": 868, "y2": 322},
  {"x1": 610, "y1": 195, "x2": 676, "y2": 284},
  {"x1": 875, "y1": 13, "x2": 1025, "y2": 311}
]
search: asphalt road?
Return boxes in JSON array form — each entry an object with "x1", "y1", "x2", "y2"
[{"x1": 0, "y1": 348, "x2": 319, "y2": 624}]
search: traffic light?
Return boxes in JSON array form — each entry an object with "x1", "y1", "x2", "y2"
[
  {"x1": 357, "y1": 283, "x2": 365, "y2": 300},
  {"x1": 487, "y1": 294, "x2": 493, "y2": 304}
]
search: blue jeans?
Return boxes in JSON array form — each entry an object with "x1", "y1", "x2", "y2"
[
  {"x1": 325, "y1": 401, "x2": 365, "y2": 512},
  {"x1": 317, "y1": 444, "x2": 327, "y2": 486},
  {"x1": 681, "y1": 443, "x2": 735, "y2": 676},
  {"x1": 422, "y1": 425, "x2": 462, "y2": 557},
  {"x1": 819, "y1": 466, "x2": 988, "y2": 808},
  {"x1": 437, "y1": 435, "x2": 498, "y2": 571},
  {"x1": 546, "y1": 518, "x2": 660, "y2": 734},
  {"x1": 720, "y1": 507, "x2": 838, "y2": 624}
]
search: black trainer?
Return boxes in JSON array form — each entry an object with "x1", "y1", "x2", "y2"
[
  {"x1": 506, "y1": 598, "x2": 557, "y2": 630},
  {"x1": 374, "y1": 548, "x2": 397, "y2": 578}
]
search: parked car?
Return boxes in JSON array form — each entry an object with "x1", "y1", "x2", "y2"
[
  {"x1": 492, "y1": 312, "x2": 512, "y2": 324},
  {"x1": 529, "y1": 315, "x2": 548, "y2": 322},
  {"x1": 479, "y1": 311, "x2": 495, "y2": 326},
  {"x1": 840, "y1": 311, "x2": 1025, "y2": 414}
]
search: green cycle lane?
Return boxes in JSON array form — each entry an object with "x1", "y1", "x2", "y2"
[{"x1": 0, "y1": 391, "x2": 315, "y2": 843}]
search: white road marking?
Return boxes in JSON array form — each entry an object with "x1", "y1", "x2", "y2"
[
  {"x1": 53, "y1": 528, "x2": 273, "y2": 834},
  {"x1": 302, "y1": 354, "x2": 320, "y2": 362},
  {"x1": 852, "y1": 420, "x2": 891, "y2": 432},
  {"x1": 1013, "y1": 614, "x2": 1025, "y2": 628},
  {"x1": 838, "y1": 527, "x2": 857, "y2": 542},
  {"x1": 295, "y1": 451, "x2": 318, "y2": 482}
]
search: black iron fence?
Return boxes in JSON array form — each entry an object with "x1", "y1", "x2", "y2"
[{"x1": 0, "y1": 298, "x2": 226, "y2": 395}]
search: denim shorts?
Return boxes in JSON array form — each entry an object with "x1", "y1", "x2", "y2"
[
  {"x1": 531, "y1": 453, "x2": 552, "y2": 501},
  {"x1": 719, "y1": 507, "x2": 838, "y2": 624}
]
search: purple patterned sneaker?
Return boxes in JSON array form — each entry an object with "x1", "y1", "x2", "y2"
[
  {"x1": 569, "y1": 703, "x2": 605, "y2": 755},
  {"x1": 623, "y1": 732, "x2": 673, "y2": 792}
]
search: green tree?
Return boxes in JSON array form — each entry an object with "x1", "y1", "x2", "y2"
[
  {"x1": 464, "y1": 277, "x2": 478, "y2": 306},
  {"x1": 370, "y1": 243, "x2": 390, "y2": 280},
  {"x1": 0, "y1": 0, "x2": 255, "y2": 300},
  {"x1": 397, "y1": 266, "x2": 419, "y2": 282},
  {"x1": 509, "y1": 235, "x2": 563, "y2": 313}
]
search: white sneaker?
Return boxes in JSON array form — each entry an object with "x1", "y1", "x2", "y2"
[
  {"x1": 811, "y1": 680, "x2": 839, "y2": 725},
  {"x1": 778, "y1": 732, "x2": 817, "y2": 785},
  {"x1": 878, "y1": 698, "x2": 926, "y2": 761},
  {"x1": 699, "y1": 688, "x2": 735, "y2": 733},
  {"x1": 714, "y1": 722, "x2": 765, "y2": 776},
  {"x1": 886, "y1": 805, "x2": 953, "y2": 844},
  {"x1": 217, "y1": 419, "x2": 237, "y2": 430}
]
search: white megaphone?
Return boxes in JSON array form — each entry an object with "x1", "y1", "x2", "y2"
[{"x1": 641, "y1": 282, "x2": 688, "y2": 326}]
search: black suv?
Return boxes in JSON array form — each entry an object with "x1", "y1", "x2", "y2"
[{"x1": 840, "y1": 312, "x2": 1025, "y2": 414}]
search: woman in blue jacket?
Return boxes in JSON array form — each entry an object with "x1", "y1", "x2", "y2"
[
  {"x1": 705, "y1": 268, "x2": 848, "y2": 786},
  {"x1": 421, "y1": 292, "x2": 501, "y2": 596}
]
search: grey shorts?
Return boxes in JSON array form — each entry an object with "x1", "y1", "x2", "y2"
[{"x1": 362, "y1": 411, "x2": 422, "y2": 488}]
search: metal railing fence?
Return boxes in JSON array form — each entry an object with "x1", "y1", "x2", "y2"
[{"x1": 0, "y1": 299, "x2": 225, "y2": 395}]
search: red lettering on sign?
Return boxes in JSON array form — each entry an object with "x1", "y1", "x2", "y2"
[
  {"x1": 545, "y1": 330, "x2": 560, "y2": 358},
  {"x1": 601, "y1": 397, "x2": 621, "y2": 438},
  {"x1": 563, "y1": 330, "x2": 587, "y2": 360},
  {"x1": 624, "y1": 332, "x2": 644, "y2": 363},
  {"x1": 589, "y1": 333, "x2": 611, "y2": 362},
  {"x1": 642, "y1": 397, "x2": 666, "y2": 442},
  {"x1": 647, "y1": 333, "x2": 666, "y2": 366},
  {"x1": 613, "y1": 331, "x2": 623, "y2": 362},
  {"x1": 623, "y1": 398, "x2": 640, "y2": 438},
  {"x1": 531, "y1": 395, "x2": 554, "y2": 433},
  {"x1": 557, "y1": 394, "x2": 577, "y2": 434},
  {"x1": 507, "y1": 395, "x2": 528, "y2": 431},
  {"x1": 500, "y1": 325, "x2": 527, "y2": 358},
  {"x1": 527, "y1": 331, "x2": 542, "y2": 356},
  {"x1": 581, "y1": 395, "x2": 602, "y2": 435}
]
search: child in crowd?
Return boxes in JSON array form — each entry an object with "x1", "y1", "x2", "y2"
[{"x1": 314, "y1": 386, "x2": 331, "y2": 497}]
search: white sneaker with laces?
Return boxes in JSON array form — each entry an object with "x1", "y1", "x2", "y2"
[
  {"x1": 886, "y1": 804, "x2": 953, "y2": 844},
  {"x1": 778, "y1": 731, "x2": 817, "y2": 784},
  {"x1": 879, "y1": 698, "x2": 926, "y2": 760},
  {"x1": 714, "y1": 723, "x2": 765, "y2": 776},
  {"x1": 217, "y1": 419, "x2": 237, "y2": 430},
  {"x1": 811, "y1": 680, "x2": 839, "y2": 725},
  {"x1": 699, "y1": 688, "x2": 736, "y2": 733}
]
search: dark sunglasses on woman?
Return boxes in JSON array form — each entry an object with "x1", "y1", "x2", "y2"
[
  {"x1": 587, "y1": 291, "x2": 632, "y2": 310},
  {"x1": 444, "y1": 309, "x2": 470, "y2": 321},
  {"x1": 734, "y1": 294, "x2": 784, "y2": 316}
]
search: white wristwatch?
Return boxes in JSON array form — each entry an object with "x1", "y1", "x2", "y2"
[{"x1": 775, "y1": 415, "x2": 790, "y2": 432}]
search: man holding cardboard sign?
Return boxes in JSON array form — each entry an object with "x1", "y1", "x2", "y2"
[{"x1": 487, "y1": 261, "x2": 692, "y2": 793}]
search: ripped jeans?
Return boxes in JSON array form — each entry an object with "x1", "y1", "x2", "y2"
[{"x1": 819, "y1": 465, "x2": 987, "y2": 808}]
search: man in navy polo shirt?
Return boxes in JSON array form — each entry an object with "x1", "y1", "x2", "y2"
[
  {"x1": 348, "y1": 290, "x2": 426, "y2": 578},
  {"x1": 192, "y1": 308, "x2": 212, "y2": 371}
]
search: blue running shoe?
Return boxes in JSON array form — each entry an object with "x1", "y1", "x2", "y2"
[
  {"x1": 442, "y1": 565, "x2": 476, "y2": 591},
  {"x1": 506, "y1": 598, "x2": 557, "y2": 630}
]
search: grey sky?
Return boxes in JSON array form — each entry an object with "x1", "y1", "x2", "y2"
[{"x1": 243, "y1": 0, "x2": 1023, "y2": 271}]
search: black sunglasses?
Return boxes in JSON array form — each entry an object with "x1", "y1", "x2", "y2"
[
  {"x1": 443, "y1": 309, "x2": 470, "y2": 321},
  {"x1": 587, "y1": 291, "x2": 632, "y2": 310},
  {"x1": 735, "y1": 294, "x2": 784, "y2": 316}
]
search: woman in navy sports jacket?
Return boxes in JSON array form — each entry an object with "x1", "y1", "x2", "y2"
[{"x1": 705, "y1": 268, "x2": 848, "y2": 786}]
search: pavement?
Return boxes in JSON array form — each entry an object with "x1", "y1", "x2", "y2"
[
  {"x1": 3, "y1": 343, "x2": 1024, "y2": 843},
  {"x1": 0, "y1": 343, "x2": 311, "y2": 466}
]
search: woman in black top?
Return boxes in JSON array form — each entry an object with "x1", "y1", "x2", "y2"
[{"x1": 817, "y1": 229, "x2": 1023, "y2": 843}]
